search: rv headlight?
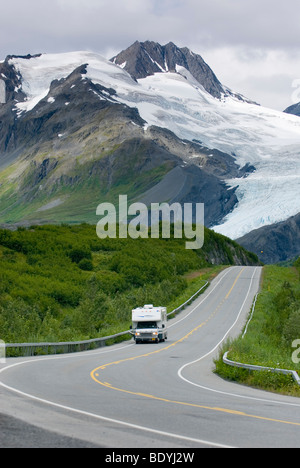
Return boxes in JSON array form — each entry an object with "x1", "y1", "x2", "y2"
[
  {"x1": 135, "y1": 332, "x2": 140, "y2": 336},
  {"x1": 152, "y1": 332, "x2": 158, "y2": 336}
]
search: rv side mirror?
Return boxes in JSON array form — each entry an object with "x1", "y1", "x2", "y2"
[
  {"x1": 130, "y1": 325, "x2": 132, "y2": 329},
  {"x1": 162, "y1": 324, "x2": 165, "y2": 328}
]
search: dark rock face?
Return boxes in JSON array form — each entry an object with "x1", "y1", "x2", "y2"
[
  {"x1": 0, "y1": 59, "x2": 27, "y2": 157},
  {"x1": 111, "y1": 41, "x2": 258, "y2": 105},
  {"x1": 0, "y1": 57, "x2": 26, "y2": 104},
  {"x1": 0, "y1": 47, "x2": 250, "y2": 232},
  {"x1": 0, "y1": 62, "x2": 142, "y2": 167},
  {"x1": 136, "y1": 163, "x2": 238, "y2": 228},
  {"x1": 111, "y1": 40, "x2": 225, "y2": 99},
  {"x1": 284, "y1": 102, "x2": 300, "y2": 117},
  {"x1": 237, "y1": 212, "x2": 300, "y2": 264}
]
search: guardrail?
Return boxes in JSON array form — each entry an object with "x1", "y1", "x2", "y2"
[
  {"x1": 223, "y1": 351, "x2": 300, "y2": 385},
  {"x1": 5, "y1": 281, "x2": 209, "y2": 357},
  {"x1": 5, "y1": 331, "x2": 130, "y2": 357},
  {"x1": 167, "y1": 281, "x2": 209, "y2": 318},
  {"x1": 222, "y1": 291, "x2": 300, "y2": 385}
]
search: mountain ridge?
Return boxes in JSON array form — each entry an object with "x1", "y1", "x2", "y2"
[
  {"x1": 0, "y1": 41, "x2": 299, "y2": 262},
  {"x1": 0, "y1": 47, "x2": 248, "y2": 228},
  {"x1": 284, "y1": 101, "x2": 300, "y2": 117},
  {"x1": 238, "y1": 212, "x2": 300, "y2": 264},
  {"x1": 111, "y1": 40, "x2": 257, "y2": 104},
  {"x1": 111, "y1": 40, "x2": 225, "y2": 99}
]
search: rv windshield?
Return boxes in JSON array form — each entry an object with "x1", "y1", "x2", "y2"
[{"x1": 136, "y1": 321, "x2": 158, "y2": 329}]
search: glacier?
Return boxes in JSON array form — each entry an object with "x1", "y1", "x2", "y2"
[{"x1": 8, "y1": 51, "x2": 300, "y2": 239}]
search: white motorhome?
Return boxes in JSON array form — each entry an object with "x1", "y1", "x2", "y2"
[{"x1": 131, "y1": 304, "x2": 167, "y2": 343}]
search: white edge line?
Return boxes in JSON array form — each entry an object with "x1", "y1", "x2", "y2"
[
  {"x1": 0, "y1": 379, "x2": 233, "y2": 448},
  {"x1": 168, "y1": 266, "x2": 233, "y2": 329},
  {"x1": 0, "y1": 268, "x2": 238, "y2": 449},
  {"x1": 177, "y1": 267, "x2": 300, "y2": 408}
]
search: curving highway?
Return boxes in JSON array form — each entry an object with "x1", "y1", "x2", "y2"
[{"x1": 1, "y1": 265, "x2": 300, "y2": 448}]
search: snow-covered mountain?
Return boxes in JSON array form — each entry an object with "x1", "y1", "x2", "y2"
[
  {"x1": 1, "y1": 41, "x2": 300, "y2": 261},
  {"x1": 111, "y1": 42, "x2": 300, "y2": 240},
  {"x1": 111, "y1": 40, "x2": 256, "y2": 104}
]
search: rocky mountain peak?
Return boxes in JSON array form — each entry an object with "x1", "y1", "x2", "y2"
[
  {"x1": 110, "y1": 40, "x2": 225, "y2": 99},
  {"x1": 0, "y1": 59, "x2": 25, "y2": 104},
  {"x1": 284, "y1": 102, "x2": 300, "y2": 117}
]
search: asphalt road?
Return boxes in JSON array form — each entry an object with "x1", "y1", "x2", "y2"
[{"x1": 1, "y1": 265, "x2": 300, "y2": 448}]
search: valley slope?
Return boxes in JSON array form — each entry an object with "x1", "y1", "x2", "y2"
[{"x1": 0, "y1": 42, "x2": 299, "y2": 262}]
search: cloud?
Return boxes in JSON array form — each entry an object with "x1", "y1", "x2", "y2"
[
  {"x1": 176, "y1": 0, "x2": 300, "y2": 50},
  {"x1": 1, "y1": 0, "x2": 300, "y2": 110},
  {"x1": 202, "y1": 46, "x2": 300, "y2": 109},
  {"x1": 2, "y1": 0, "x2": 299, "y2": 55}
]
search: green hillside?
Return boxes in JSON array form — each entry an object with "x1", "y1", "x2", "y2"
[
  {"x1": 215, "y1": 261, "x2": 300, "y2": 396},
  {"x1": 0, "y1": 223, "x2": 259, "y2": 350}
]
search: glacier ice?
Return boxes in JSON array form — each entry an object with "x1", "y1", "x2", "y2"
[{"x1": 8, "y1": 51, "x2": 300, "y2": 239}]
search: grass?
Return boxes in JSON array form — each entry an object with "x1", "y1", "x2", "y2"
[
  {"x1": 0, "y1": 223, "x2": 248, "y2": 355},
  {"x1": 0, "y1": 160, "x2": 172, "y2": 225},
  {"x1": 214, "y1": 263, "x2": 300, "y2": 397},
  {"x1": 166, "y1": 266, "x2": 227, "y2": 315}
]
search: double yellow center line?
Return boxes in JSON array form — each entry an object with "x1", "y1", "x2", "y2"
[{"x1": 90, "y1": 267, "x2": 300, "y2": 428}]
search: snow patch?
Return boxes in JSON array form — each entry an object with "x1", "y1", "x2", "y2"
[
  {"x1": 10, "y1": 51, "x2": 130, "y2": 114},
  {"x1": 8, "y1": 51, "x2": 300, "y2": 239}
]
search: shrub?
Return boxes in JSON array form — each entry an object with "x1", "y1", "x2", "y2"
[
  {"x1": 68, "y1": 247, "x2": 92, "y2": 264},
  {"x1": 49, "y1": 283, "x2": 82, "y2": 307},
  {"x1": 78, "y1": 258, "x2": 93, "y2": 271},
  {"x1": 282, "y1": 309, "x2": 300, "y2": 346}
]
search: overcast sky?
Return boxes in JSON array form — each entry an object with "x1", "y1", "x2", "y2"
[{"x1": 1, "y1": 0, "x2": 300, "y2": 110}]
